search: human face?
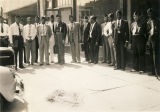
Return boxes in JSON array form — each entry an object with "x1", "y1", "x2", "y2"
[
  {"x1": 116, "y1": 13, "x2": 121, "y2": 20},
  {"x1": 104, "y1": 17, "x2": 108, "y2": 22},
  {"x1": 69, "y1": 17, "x2": 74, "y2": 23},
  {"x1": 15, "y1": 17, "x2": 20, "y2": 24},
  {"x1": 133, "y1": 15, "x2": 139, "y2": 22},
  {"x1": 27, "y1": 18, "x2": 32, "y2": 24},
  {"x1": 42, "y1": 18, "x2": 45, "y2": 24},
  {"x1": 56, "y1": 17, "x2": 61, "y2": 23},
  {"x1": 50, "y1": 17, "x2": 54, "y2": 22},
  {"x1": 35, "y1": 18, "x2": 39, "y2": 23}
]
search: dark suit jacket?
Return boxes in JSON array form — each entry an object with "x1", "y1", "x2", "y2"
[
  {"x1": 90, "y1": 22, "x2": 101, "y2": 44},
  {"x1": 55, "y1": 22, "x2": 67, "y2": 40},
  {"x1": 114, "y1": 19, "x2": 129, "y2": 44},
  {"x1": 83, "y1": 22, "x2": 90, "y2": 43}
]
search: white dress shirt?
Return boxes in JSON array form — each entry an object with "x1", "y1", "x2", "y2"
[
  {"x1": 38, "y1": 24, "x2": 47, "y2": 36},
  {"x1": 0, "y1": 23, "x2": 9, "y2": 36},
  {"x1": 23, "y1": 24, "x2": 37, "y2": 42},
  {"x1": 132, "y1": 22, "x2": 140, "y2": 35},
  {"x1": 48, "y1": 21, "x2": 56, "y2": 35},
  {"x1": 89, "y1": 22, "x2": 96, "y2": 38},
  {"x1": 104, "y1": 22, "x2": 113, "y2": 36},
  {"x1": 9, "y1": 22, "x2": 23, "y2": 43}
]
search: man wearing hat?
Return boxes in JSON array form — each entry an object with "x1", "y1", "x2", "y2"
[
  {"x1": 114, "y1": 10, "x2": 129, "y2": 70},
  {"x1": 88, "y1": 15, "x2": 101, "y2": 64},
  {"x1": 55, "y1": 15, "x2": 67, "y2": 65},
  {"x1": 9, "y1": 15, "x2": 25, "y2": 70},
  {"x1": 0, "y1": 16, "x2": 9, "y2": 47},
  {"x1": 147, "y1": 8, "x2": 160, "y2": 77},
  {"x1": 23, "y1": 17, "x2": 37, "y2": 65},
  {"x1": 130, "y1": 11, "x2": 147, "y2": 74},
  {"x1": 37, "y1": 16, "x2": 52, "y2": 65},
  {"x1": 82, "y1": 16, "x2": 90, "y2": 62},
  {"x1": 34, "y1": 16, "x2": 40, "y2": 63},
  {"x1": 101, "y1": 14, "x2": 111, "y2": 64},
  {"x1": 67, "y1": 15, "x2": 81, "y2": 63}
]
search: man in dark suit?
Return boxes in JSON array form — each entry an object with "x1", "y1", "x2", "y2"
[
  {"x1": 147, "y1": 8, "x2": 160, "y2": 77},
  {"x1": 55, "y1": 15, "x2": 67, "y2": 65},
  {"x1": 130, "y1": 11, "x2": 147, "y2": 74},
  {"x1": 114, "y1": 10, "x2": 129, "y2": 70},
  {"x1": 88, "y1": 16, "x2": 101, "y2": 64},
  {"x1": 82, "y1": 16, "x2": 90, "y2": 62}
]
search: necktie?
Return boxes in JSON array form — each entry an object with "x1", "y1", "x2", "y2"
[
  {"x1": 1, "y1": 23, "x2": 4, "y2": 33},
  {"x1": 52, "y1": 23, "x2": 54, "y2": 33},
  {"x1": 18, "y1": 24, "x2": 21, "y2": 35},
  {"x1": 29, "y1": 25, "x2": 31, "y2": 38}
]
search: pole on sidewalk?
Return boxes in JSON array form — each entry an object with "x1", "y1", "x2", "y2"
[{"x1": 73, "y1": 0, "x2": 77, "y2": 21}]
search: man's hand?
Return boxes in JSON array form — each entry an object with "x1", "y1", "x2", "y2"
[
  {"x1": 62, "y1": 40, "x2": 65, "y2": 44},
  {"x1": 125, "y1": 41, "x2": 129, "y2": 48},
  {"x1": 95, "y1": 42, "x2": 98, "y2": 46}
]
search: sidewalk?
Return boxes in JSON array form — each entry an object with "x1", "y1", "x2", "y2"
[{"x1": 4, "y1": 54, "x2": 160, "y2": 112}]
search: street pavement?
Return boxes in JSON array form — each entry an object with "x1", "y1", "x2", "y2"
[{"x1": 4, "y1": 54, "x2": 160, "y2": 112}]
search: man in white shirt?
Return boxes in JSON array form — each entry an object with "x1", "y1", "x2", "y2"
[
  {"x1": 23, "y1": 17, "x2": 37, "y2": 65},
  {"x1": 0, "y1": 16, "x2": 9, "y2": 47},
  {"x1": 101, "y1": 14, "x2": 111, "y2": 64},
  {"x1": 48, "y1": 15, "x2": 56, "y2": 63},
  {"x1": 9, "y1": 15, "x2": 25, "y2": 70},
  {"x1": 105, "y1": 13, "x2": 116, "y2": 66}
]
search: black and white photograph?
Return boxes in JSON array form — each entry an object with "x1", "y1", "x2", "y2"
[{"x1": 0, "y1": 0, "x2": 160, "y2": 112}]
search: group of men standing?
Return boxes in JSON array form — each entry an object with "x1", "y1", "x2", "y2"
[
  {"x1": 99, "y1": 9, "x2": 159, "y2": 77},
  {"x1": 0, "y1": 8, "x2": 159, "y2": 77}
]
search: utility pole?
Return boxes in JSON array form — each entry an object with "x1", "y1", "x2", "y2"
[{"x1": 72, "y1": 0, "x2": 77, "y2": 21}]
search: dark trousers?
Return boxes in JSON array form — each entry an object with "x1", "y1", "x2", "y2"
[
  {"x1": 56, "y1": 32, "x2": 65, "y2": 64},
  {"x1": 84, "y1": 42, "x2": 90, "y2": 61},
  {"x1": 88, "y1": 38, "x2": 99, "y2": 63},
  {"x1": 12, "y1": 36, "x2": 24, "y2": 68},
  {"x1": 23, "y1": 47, "x2": 26, "y2": 63},
  {"x1": 0, "y1": 36, "x2": 9, "y2": 47},
  {"x1": 150, "y1": 34, "x2": 159, "y2": 75},
  {"x1": 35, "y1": 36, "x2": 39, "y2": 63},
  {"x1": 115, "y1": 34, "x2": 126, "y2": 69},
  {"x1": 132, "y1": 35, "x2": 145, "y2": 71}
]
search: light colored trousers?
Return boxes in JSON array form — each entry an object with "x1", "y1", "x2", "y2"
[
  {"x1": 39, "y1": 36, "x2": 49, "y2": 64},
  {"x1": 108, "y1": 36, "x2": 116, "y2": 65},
  {"x1": 70, "y1": 39, "x2": 80, "y2": 62},
  {"x1": 49, "y1": 35, "x2": 55, "y2": 62},
  {"x1": 25, "y1": 39, "x2": 36, "y2": 64}
]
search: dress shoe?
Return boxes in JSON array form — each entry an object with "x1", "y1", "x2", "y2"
[
  {"x1": 102, "y1": 61, "x2": 106, "y2": 63},
  {"x1": 139, "y1": 71, "x2": 144, "y2": 74},
  {"x1": 51, "y1": 61, "x2": 54, "y2": 63},
  {"x1": 109, "y1": 63, "x2": 114, "y2": 66},
  {"x1": 39, "y1": 64, "x2": 43, "y2": 66},
  {"x1": 19, "y1": 66, "x2": 25, "y2": 69},
  {"x1": 131, "y1": 69, "x2": 136, "y2": 72},
  {"x1": 71, "y1": 60, "x2": 76, "y2": 63},
  {"x1": 46, "y1": 63, "x2": 50, "y2": 65}
]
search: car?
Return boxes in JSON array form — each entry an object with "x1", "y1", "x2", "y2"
[{"x1": 0, "y1": 47, "x2": 24, "y2": 111}]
